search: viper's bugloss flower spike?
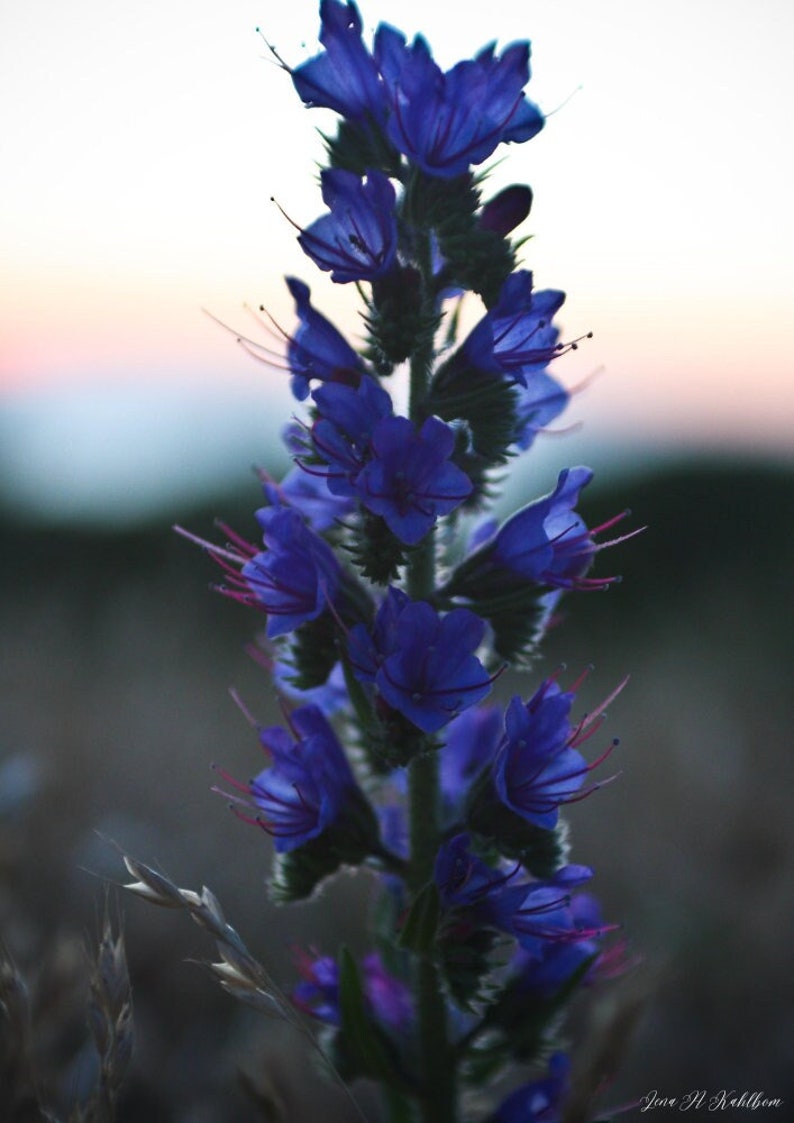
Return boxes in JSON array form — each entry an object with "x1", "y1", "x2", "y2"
[
  {"x1": 374, "y1": 27, "x2": 544, "y2": 177},
  {"x1": 355, "y1": 415, "x2": 473, "y2": 544},
  {"x1": 285, "y1": 276, "x2": 366, "y2": 400},
  {"x1": 297, "y1": 169, "x2": 399, "y2": 283},
  {"x1": 164, "y1": 4, "x2": 640, "y2": 1115}
]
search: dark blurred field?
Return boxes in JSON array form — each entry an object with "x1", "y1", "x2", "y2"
[{"x1": 1, "y1": 456, "x2": 792, "y2": 1121}]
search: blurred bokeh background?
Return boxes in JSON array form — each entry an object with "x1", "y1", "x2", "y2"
[{"x1": 2, "y1": 0, "x2": 792, "y2": 1119}]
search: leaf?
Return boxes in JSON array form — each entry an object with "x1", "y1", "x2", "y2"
[
  {"x1": 398, "y1": 882, "x2": 440, "y2": 955},
  {"x1": 337, "y1": 948, "x2": 406, "y2": 1089}
]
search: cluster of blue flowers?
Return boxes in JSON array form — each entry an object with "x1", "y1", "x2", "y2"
[{"x1": 195, "y1": 4, "x2": 638, "y2": 1120}]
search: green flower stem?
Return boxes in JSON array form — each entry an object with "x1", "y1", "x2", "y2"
[{"x1": 405, "y1": 235, "x2": 457, "y2": 1123}]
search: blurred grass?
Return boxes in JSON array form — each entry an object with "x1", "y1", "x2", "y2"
[{"x1": 0, "y1": 455, "x2": 792, "y2": 1118}]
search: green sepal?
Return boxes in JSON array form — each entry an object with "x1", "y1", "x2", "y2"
[
  {"x1": 439, "y1": 571, "x2": 555, "y2": 668},
  {"x1": 364, "y1": 265, "x2": 427, "y2": 371},
  {"x1": 281, "y1": 610, "x2": 340, "y2": 691},
  {"x1": 269, "y1": 833, "x2": 344, "y2": 903},
  {"x1": 464, "y1": 953, "x2": 597, "y2": 1081},
  {"x1": 337, "y1": 947, "x2": 408, "y2": 1090},
  {"x1": 269, "y1": 791, "x2": 383, "y2": 903},
  {"x1": 439, "y1": 225, "x2": 517, "y2": 309},
  {"x1": 401, "y1": 170, "x2": 516, "y2": 306},
  {"x1": 398, "y1": 881, "x2": 440, "y2": 955},
  {"x1": 466, "y1": 776, "x2": 571, "y2": 879},
  {"x1": 361, "y1": 707, "x2": 431, "y2": 772},
  {"x1": 323, "y1": 118, "x2": 402, "y2": 179},
  {"x1": 438, "y1": 923, "x2": 503, "y2": 1012},
  {"x1": 344, "y1": 510, "x2": 410, "y2": 586},
  {"x1": 426, "y1": 365, "x2": 520, "y2": 467}
]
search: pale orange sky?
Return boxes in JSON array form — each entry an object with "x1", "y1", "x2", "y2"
[{"x1": 2, "y1": 0, "x2": 793, "y2": 457}]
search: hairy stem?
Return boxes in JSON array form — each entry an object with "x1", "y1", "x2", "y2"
[{"x1": 405, "y1": 230, "x2": 457, "y2": 1123}]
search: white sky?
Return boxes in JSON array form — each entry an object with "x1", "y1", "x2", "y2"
[{"x1": 0, "y1": 0, "x2": 792, "y2": 520}]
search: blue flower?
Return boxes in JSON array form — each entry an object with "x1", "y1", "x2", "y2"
[
  {"x1": 348, "y1": 594, "x2": 492, "y2": 733},
  {"x1": 298, "y1": 168, "x2": 398, "y2": 283},
  {"x1": 290, "y1": 0, "x2": 386, "y2": 126},
  {"x1": 435, "y1": 834, "x2": 594, "y2": 957},
  {"x1": 310, "y1": 374, "x2": 394, "y2": 496},
  {"x1": 490, "y1": 1053, "x2": 570, "y2": 1123},
  {"x1": 493, "y1": 865, "x2": 596, "y2": 960},
  {"x1": 242, "y1": 508, "x2": 342, "y2": 638},
  {"x1": 374, "y1": 28, "x2": 543, "y2": 177},
  {"x1": 246, "y1": 705, "x2": 361, "y2": 852},
  {"x1": 459, "y1": 466, "x2": 627, "y2": 592},
  {"x1": 493, "y1": 684, "x2": 591, "y2": 831},
  {"x1": 462, "y1": 271, "x2": 566, "y2": 387},
  {"x1": 355, "y1": 415, "x2": 472, "y2": 545},
  {"x1": 508, "y1": 894, "x2": 611, "y2": 997},
  {"x1": 285, "y1": 276, "x2": 365, "y2": 400}
]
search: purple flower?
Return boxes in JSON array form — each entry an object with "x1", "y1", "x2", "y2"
[
  {"x1": 285, "y1": 276, "x2": 365, "y2": 400},
  {"x1": 242, "y1": 704, "x2": 361, "y2": 852},
  {"x1": 356, "y1": 415, "x2": 472, "y2": 545},
  {"x1": 310, "y1": 374, "x2": 394, "y2": 495},
  {"x1": 298, "y1": 168, "x2": 398, "y2": 283},
  {"x1": 241, "y1": 508, "x2": 342, "y2": 638},
  {"x1": 374, "y1": 28, "x2": 543, "y2": 177},
  {"x1": 348, "y1": 594, "x2": 492, "y2": 733},
  {"x1": 293, "y1": 948, "x2": 411, "y2": 1031},
  {"x1": 490, "y1": 1053, "x2": 570, "y2": 1123},
  {"x1": 492, "y1": 677, "x2": 619, "y2": 831},
  {"x1": 290, "y1": 0, "x2": 386, "y2": 126},
  {"x1": 463, "y1": 271, "x2": 566, "y2": 388},
  {"x1": 460, "y1": 466, "x2": 628, "y2": 592}
]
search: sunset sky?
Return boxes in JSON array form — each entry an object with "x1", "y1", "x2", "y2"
[{"x1": 1, "y1": 0, "x2": 792, "y2": 520}]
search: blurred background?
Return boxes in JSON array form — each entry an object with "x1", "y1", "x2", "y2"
[{"x1": 1, "y1": 0, "x2": 792, "y2": 1119}]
